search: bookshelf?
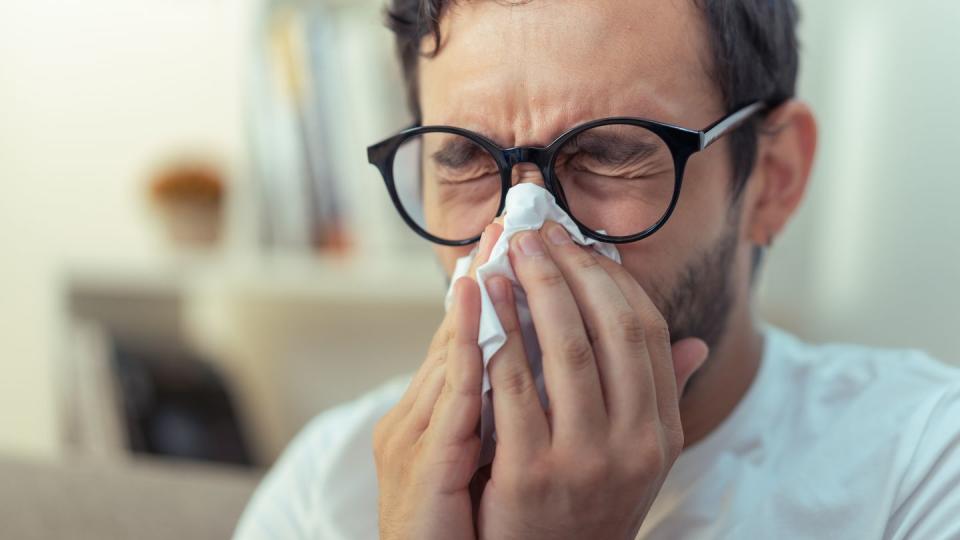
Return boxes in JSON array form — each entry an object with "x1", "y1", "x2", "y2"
[{"x1": 59, "y1": 0, "x2": 450, "y2": 465}]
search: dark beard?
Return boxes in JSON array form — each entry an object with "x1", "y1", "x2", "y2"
[{"x1": 652, "y1": 211, "x2": 741, "y2": 394}]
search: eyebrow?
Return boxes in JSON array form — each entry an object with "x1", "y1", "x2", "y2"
[
  {"x1": 567, "y1": 130, "x2": 662, "y2": 164},
  {"x1": 428, "y1": 126, "x2": 664, "y2": 169},
  {"x1": 430, "y1": 137, "x2": 487, "y2": 169}
]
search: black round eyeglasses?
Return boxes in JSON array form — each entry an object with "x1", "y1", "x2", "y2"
[{"x1": 367, "y1": 101, "x2": 769, "y2": 246}]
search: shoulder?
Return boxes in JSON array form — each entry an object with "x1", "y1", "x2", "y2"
[
  {"x1": 749, "y1": 328, "x2": 960, "y2": 535},
  {"x1": 884, "y1": 382, "x2": 960, "y2": 539},
  {"x1": 233, "y1": 374, "x2": 411, "y2": 540},
  {"x1": 766, "y1": 325, "x2": 960, "y2": 414},
  {"x1": 765, "y1": 328, "x2": 960, "y2": 523}
]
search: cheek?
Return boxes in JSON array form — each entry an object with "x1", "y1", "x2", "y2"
[
  {"x1": 615, "y1": 235, "x2": 687, "y2": 312},
  {"x1": 612, "y1": 144, "x2": 737, "y2": 306},
  {"x1": 678, "y1": 139, "x2": 738, "y2": 230}
]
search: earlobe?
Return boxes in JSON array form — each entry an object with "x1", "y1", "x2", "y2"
[{"x1": 746, "y1": 100, "x2": 818, "y2": 247}]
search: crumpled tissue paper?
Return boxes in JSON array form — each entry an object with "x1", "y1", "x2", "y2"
[{"x1": 443, "y1": 183, "x2": 621, "y2": 469}]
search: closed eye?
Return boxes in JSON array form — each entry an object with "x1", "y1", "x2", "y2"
[
  {"x1": 437, "y1": 173, "x2": 498, "y2": 185},
  {"x1": 560, "y1": 127, "x2": 669, "y2": 175}
]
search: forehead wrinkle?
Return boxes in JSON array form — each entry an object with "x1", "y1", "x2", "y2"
[
  {"x1": 419, "y1": 0, "x2": 719, "y2": 145},
  {"x1": 424, "y1": 76, "x2": 678, "y2": 149}
]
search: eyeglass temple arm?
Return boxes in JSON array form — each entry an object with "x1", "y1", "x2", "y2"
[{"x1": 699, "y1": 101, "x2": 767, "y2": 150}]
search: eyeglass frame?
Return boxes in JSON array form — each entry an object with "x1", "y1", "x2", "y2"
[{"x1": 367, "y1": 101, "x2": 770, "y2": 246}]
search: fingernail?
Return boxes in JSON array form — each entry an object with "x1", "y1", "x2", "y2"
[
  {"x1": 487, "y1": 277, "x2": 508, "y2": 303},
  {"x1": 516, "y1": 232, "x2": 544, "y2": 257},
  {"x1": 545, "y1": 224, "x2": 572, "y2": 246}
]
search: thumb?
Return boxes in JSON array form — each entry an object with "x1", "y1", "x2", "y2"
[{"x1": 670, "y1": 337, "x2": 709, "y2": 396}]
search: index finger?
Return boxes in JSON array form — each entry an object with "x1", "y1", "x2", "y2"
[
  {"x1": 591, "y1": 253, "x2": 679, "y2": 422},
  {"x1": 427, "y1": 222, "x2": 503, "y2": 362},
  {"x1": 509, "y1": 231, "x2": 608, "y2": 445},
  {"x1": 395, "y1": 222, "x2": 504, "y2": 416}
]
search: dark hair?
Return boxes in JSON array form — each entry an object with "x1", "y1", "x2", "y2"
[{"x1": 384, "y1": 0, "x2": 799, "y2": 197}]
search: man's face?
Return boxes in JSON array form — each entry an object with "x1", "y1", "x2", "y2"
[{"x1": 419, "y1": 0, "x2": 751, "y2": 348}]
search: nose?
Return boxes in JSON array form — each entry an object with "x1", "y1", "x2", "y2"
[
  {"x1": 510, "y1": 162, "x2": 548, "y2": 189},
  {"x1": 489, "y1": 163, "x2": 546, "y2": 227},
  {"x1": 503, "y1": 146, "x2": 549, "y2": 190}
]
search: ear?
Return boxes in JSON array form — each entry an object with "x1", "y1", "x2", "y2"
[{"x1": 744, "y1": 100, "x2": 818, "y2": 246}]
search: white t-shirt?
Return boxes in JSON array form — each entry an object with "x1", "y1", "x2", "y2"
[{"x1": 234, "y1": 326, "x2": 960, "y2": 539}]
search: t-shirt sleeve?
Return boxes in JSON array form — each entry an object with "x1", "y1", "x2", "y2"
[
  {"x1": 885, "y1": 383, "x2": 960, "y2": 539},
  {"x1": 233, "y1": 375, "x2": 409, "y2": 540},
  {"x1": 232, "y1": 409, "x2": 354, "y2": 540}
]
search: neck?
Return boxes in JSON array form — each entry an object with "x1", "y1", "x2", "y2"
[{"x1": 678, "y1": 297, "x2": 764, "y2": 448}]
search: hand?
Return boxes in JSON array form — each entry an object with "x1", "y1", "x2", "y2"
[
  {"x1": 473, "y1": 221, "x2": 709, "y2": 540},
  {"x1": 373, "y1": 223, "x2": 504, "y2": 540}
]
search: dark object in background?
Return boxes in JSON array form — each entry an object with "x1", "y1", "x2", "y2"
[{"x1": 111, "y1": 341, "x2": 253, "y2": 467}]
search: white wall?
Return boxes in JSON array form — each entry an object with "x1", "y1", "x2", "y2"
[
  {"x1": 0, "y1": 0, "x2": 251, "y2": 458},
  {"x1": 759, "y1": 0, "x2": 960, "y2": 363}
]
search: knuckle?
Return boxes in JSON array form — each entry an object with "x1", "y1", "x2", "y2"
[
  {"x1": 621, "y1": 456, "x2": 656, "y2": 484},
  {"x1": 649, "y1": 318, "x2": 671, "y2": 347},
  {"x1": 634, "y1": 443, "x2": 668, "y2": 481},
  {"x1": 440, "y1": 373, "x2": 474, "y2": 404},
  {"x1": 570, "y1": 246, "x2": 601, "y2": 270},
  {"x1": 613, "y1": 310, "x2": 647, "y2": 345},
  {"x1": 448, "y1": 373, "x2": 475, "y2": 399},
  {"x1": 649, "y1": 446, "x2": 669, "y2": 477},
  {"x1": 662, "y1": 424, "x2": 685, "y2": 461},
  {"x1": 556, "y1": 335, "x2": 595, "y2": 372},
  {"x1": 567, "y1": 452, "x2": 612, "y2": 488},
  {"x1": 615, "y1": 424, "x2": 672, "y2": 482},
  {"x1": 621, "y1": 456, "x2": 658, "y2": 484},
  {"x1": 530, "y1": 265, "x2": 567, "y2": 288},
  {"x1": 504, "y1": 459, "x2": 551, "y2": 496},
  {"x1": 496, "y1": 364, "x2": 536, "y2": 397}
]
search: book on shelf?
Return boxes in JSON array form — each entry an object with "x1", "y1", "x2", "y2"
[{"x1": 248, "y1": 1, "x2": 430, "y2": 261}]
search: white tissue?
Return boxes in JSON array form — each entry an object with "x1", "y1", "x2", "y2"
[{"x1": 443, "y1": 183, "x2": 621, "y2": 468}]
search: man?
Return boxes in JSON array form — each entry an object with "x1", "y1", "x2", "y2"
[{"x1": 236, "y1": 1, "x2": 960, "y2": 538}]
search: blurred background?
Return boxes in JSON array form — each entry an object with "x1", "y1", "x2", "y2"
[{"x1": 0, "y1": 0, "x2": 958, "y2": 537}]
